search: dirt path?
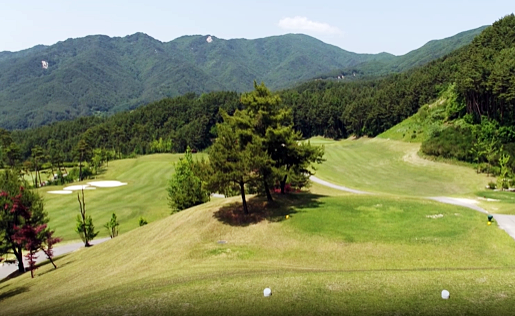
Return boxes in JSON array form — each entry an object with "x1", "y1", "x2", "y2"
[{"x1": 0, "y1": 237, "x2": 110, "y2": 280}]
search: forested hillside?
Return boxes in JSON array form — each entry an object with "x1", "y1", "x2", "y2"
[
  {"x1": 0, "y1": 26, "x2": 483, "y2": 130},
  {"x1": 0, "y1": 33, "x2": 392, "y2": 130},
  {"x1": 2, "y1": 15, "x2": 514, "y2": 169},
  {"x1": 322, "y1": 25, "x2": 487, "y2": 79}
]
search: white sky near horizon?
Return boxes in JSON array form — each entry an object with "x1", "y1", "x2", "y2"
[{"x1": 0, "y1": 0, "x2": 513, "y2": 55}]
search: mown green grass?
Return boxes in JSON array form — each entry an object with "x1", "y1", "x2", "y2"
[
  {"x1": 314, "y1": 137, "x2": 489, "y2": 197},
  {"x1": 1, "y1": 191, "x2": 515, "y2": 315},
  {"x1": 38, "y1": 153, "x2": 205, "y2": 242},
  {"x1": 471, "y1": 190, "x2": 515, "y2": 215}
]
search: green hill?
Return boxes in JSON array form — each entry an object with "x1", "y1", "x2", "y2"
[
  {"x1": 0, "y1": 25, "x2": 485, "y2": 130},
  {"x1": 0, "y1": 33, "x2": 393, "y2": 130}
]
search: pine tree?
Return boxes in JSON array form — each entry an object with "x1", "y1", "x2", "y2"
[
  {"x1": 104, "y1": 213, "x2": 119, "y2": 238},
  {"x1": 240, "y1": 82, "x2": 325, "y2": 197},
  {"x1": 208, "y1": 113, "x2": 269, "y2": 214}
]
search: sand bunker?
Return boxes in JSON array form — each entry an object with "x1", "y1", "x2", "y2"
[
  {"x1": 448, "y1": 198, "x2": 479, "y2": 205},
  {"x1": 63, "y1": 185, "x2": 96, "y2": 191},
  {"x1": 88, "y1": 181, "x2": 127, "y2": 188},
  {"x1": 47, "y1": 190, "x2": 73, "y2": 195}
]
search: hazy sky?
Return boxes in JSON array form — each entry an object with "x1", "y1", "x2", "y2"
[{"x1": 1, "y1": 0, "x2": 513, "y2": 55}]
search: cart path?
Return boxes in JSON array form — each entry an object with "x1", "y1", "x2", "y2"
[
  {"x1": 0, "y1": 237, "x2": 110, "y2": 280},
  {"x1": 309, "y1": 176, "x2": 369, "y2": 194}
]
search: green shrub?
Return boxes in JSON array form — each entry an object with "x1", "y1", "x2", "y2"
[
  {"x1": 67, "y1": 166, "x2": 93, "y2": 181},
  {"x1": 167, "y1": 148, "x2": 209, "y2": 213},
  {"x1": 138, "y1": 217, "x2": 148, "y2": 226},
  {"x1": 421, "y1": 126, "x2": 474, "y2": 161}
]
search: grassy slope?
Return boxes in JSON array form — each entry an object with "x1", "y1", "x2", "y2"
[
  {"x1": 4, "y1": 129, "x2": 515, "y2": 314},
  {"x1": 2, "y1": 185, "x2": 515, "y2": 315},
  {"x1": 38, "y1": 153, "x2": 206, "y2": 242},
  {"x1": 376, "y1": 110, "x2": 427, "y2": 143},
  {"x1": 375, "y1": 92, "x2": 515, "y2": 214},
  {"x1": 312, "y1": 137, "x2": 488, "y2": 197}
]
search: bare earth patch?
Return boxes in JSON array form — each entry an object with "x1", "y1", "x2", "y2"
[{"x1": 402, "y1": 148, "x2": 432, "y2": 166}]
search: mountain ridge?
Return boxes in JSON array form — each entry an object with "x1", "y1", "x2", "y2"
[
  {"x1": 320, "y1": 25, "x2": 488, "y2": 79},
  {"x1": 0, "y1": 28, "x2": 485, "y2": 130}
]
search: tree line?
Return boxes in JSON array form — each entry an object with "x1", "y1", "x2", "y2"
[{"x1": 419, "y1": 15, "x2": 515, "y2": 184}]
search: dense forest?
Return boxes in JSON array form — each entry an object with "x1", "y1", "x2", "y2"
[{"x1": 1, "y1": 15, "x2": 514, "y2": 177}]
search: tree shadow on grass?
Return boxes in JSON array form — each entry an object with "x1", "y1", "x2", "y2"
[
  {"x1": 0, "y1": 254, "x2": 73, "y2": 283},
  {"x1": 0, "y1": 286, "x2": 28, "y2": 301},
  {"x1": 213, "y1": 192, "x2": 326, "y2": 227},
  {"x1": 37, "y1": 256, "x2": 75, "y2": 277},
  {"x1": 0, "y1": 270, "x2": 24, "y2": 284}
]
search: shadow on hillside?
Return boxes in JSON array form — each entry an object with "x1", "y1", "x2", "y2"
[
  {"x1": 37, "y1": 257, "x2": 74, "y2": 277},
  {"x1": 213, "y1": 192, "x2": 325, "y2": 227},
  {"x1": 0, "y1": 255, "x2": 72, "y2": 283},
  {"x1": 0, "y1": 270, "x2": 24, "y2": 285},
  {"x1": 0, "y1": 286, "x2": 28, "y2": 302}
]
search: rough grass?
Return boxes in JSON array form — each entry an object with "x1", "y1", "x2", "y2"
[
  {"x1": 38, "y1": 153, "x2": 205, "y2": 242},
  {"x1": 314, "y1": 137, "x2": 489, "y2": 196},
  {"x1": 2, "y1": 189, "x2": 515, "y2": 315},
  {"x1": 377, "y1": 113, "x2": 427, "y2": 143}
]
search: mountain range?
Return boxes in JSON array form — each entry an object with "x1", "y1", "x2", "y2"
[{"x1": 0, "y1": 26, "x2": 486, "y2": 130}]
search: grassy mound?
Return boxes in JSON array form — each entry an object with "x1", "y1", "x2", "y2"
[{"x1": 2, "y1": 187, "x2": 515, "y2": 315}]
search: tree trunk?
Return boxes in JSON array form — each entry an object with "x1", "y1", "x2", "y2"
[
  {"x1": 14, "y1": 246, "x2": 24, "y2": 273},
  {"x1": 264, "y1": 179, "x2": 273, "y2": 202},
  {"x1": 48, "y1": 255, "x2": 57, "y2": 269},
  {"x1": 34, "y1": 165, "x2": 39, "y2": 188},
  {"x1": 239, "y1": 180, "x2": 249, "y2": 215},
  {"x1": 38, "y1": 168, "x2": 42, "y2": 187},
  {"x1": 79, "y1": 159, "x2": 83, "y2": 182},
  {"x1": 42, "y1": 249, "x2": 57, "y2": 269},
  {"x1": 280, "y1": 175, "x2": 288, "y2": 194},
  {"x1": 50, "y1": 164, "x2": 55, "y2": 180},
  {"x1": 28, "y1": 170, "x2": 35, "y2": 187}
]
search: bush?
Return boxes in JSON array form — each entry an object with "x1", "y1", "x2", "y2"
[
  {"x1": 167, "y1": 148, "x2": 209, "y2": 213},
  {"x1": 488, "y1": 182, "x2": 497, "y2": 189},
  {"x1": 67, "y1": 166, "x2": 93, "y2": 181},
  {"x1": 421, "y1": 126, "x2": 474, "y2": 161},
  {"x1": 138, "y1": 217, "x2": 148, "y2": 226}
]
